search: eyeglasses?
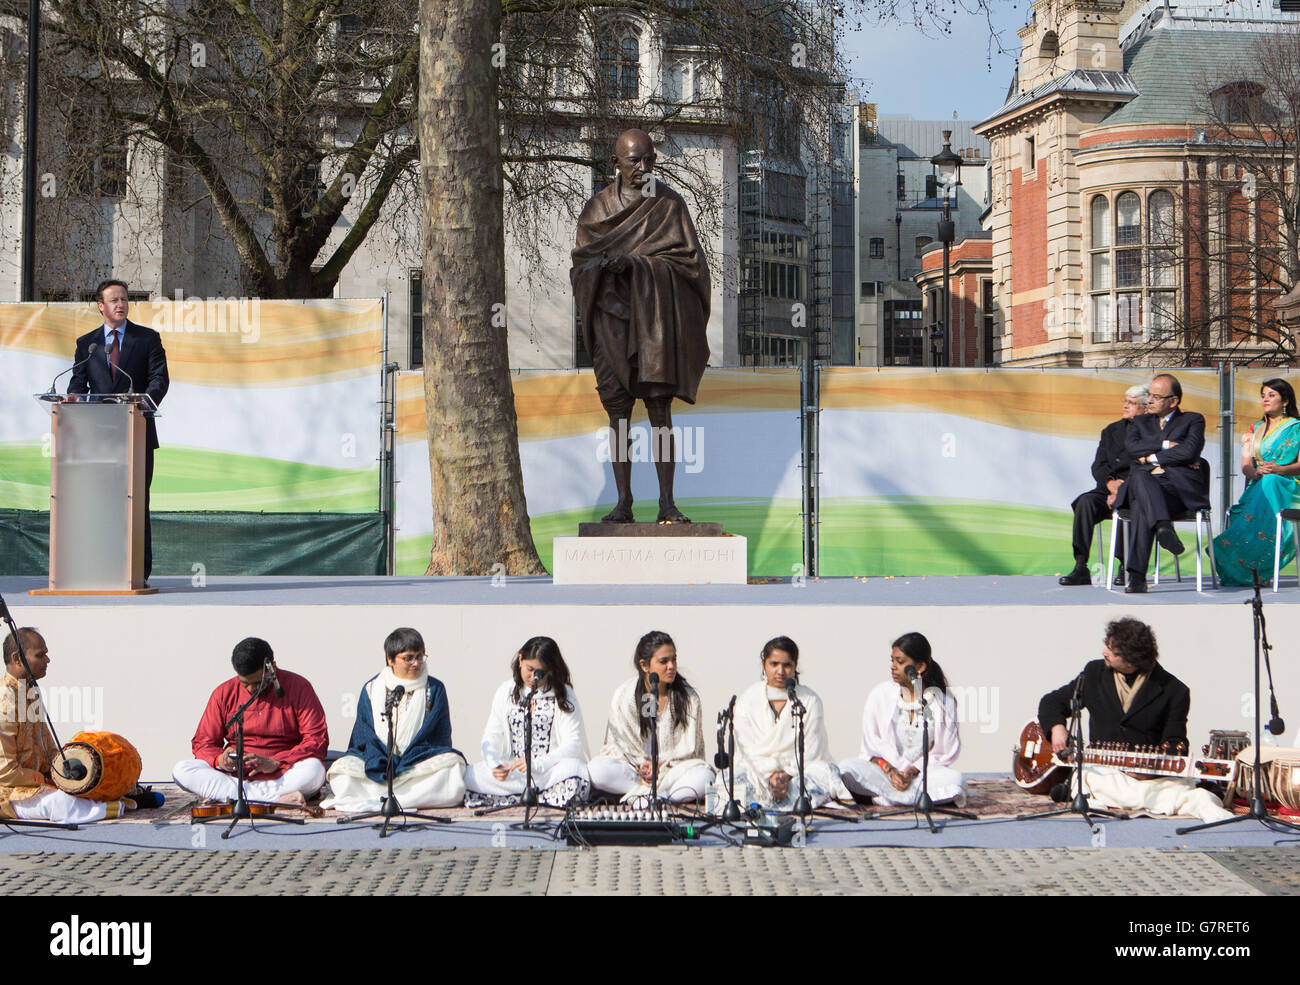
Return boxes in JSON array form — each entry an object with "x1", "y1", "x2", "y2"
[{"x1": 1148, "y1": 392, "x2": 1174, "y2": 401}]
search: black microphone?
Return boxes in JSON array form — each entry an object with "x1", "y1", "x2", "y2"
[
  {"x1": 904, "y1": 665, "x2": 920, "y2": 682},
  {"x1": 265, "y1": 659, "x2": 283, "y2": 699},
  {"x1": 49, "y1": 343, "x2": 98, "y2": 395},
  {"x1": 528, "y1": 669, "x2": 547, "y2": 698},
  {"x1": 647, "y1": 672, "x2": 659, "y2": 690},
  {"x1": 714, "y1": 695, "x2": 736, "y2": 770},
  {"x1": 385, "y1": 684, "x2": 405, "y2": 717},
  {"x1": 1269, "y1": 699, "x2": 1285, "y2": 736}
]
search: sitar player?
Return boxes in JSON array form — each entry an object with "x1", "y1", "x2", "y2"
[{"x1": 1037, "y1": 617, "x2": 1229, "y2": 822}]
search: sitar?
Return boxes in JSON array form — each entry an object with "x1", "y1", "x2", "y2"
[{"x1": 1012, "y1": 719, "x2": 1237, "y2": 794}]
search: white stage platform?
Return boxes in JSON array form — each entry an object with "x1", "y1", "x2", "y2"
[{"x1": 3, "y1": 575, "x2": 1296, "y2": 781}]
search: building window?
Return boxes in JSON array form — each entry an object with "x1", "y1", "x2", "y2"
[
  {"x1": 914, "y1": 235, "x2": 933, "y2": 259},
  {"x1": 861, "y1": 281, "x2": 875, "y2": 298},
  {"x1": 869, "y1": 237, "x2": 884, "y2": 259},
  {"x1": 409, "y1": 269, "x2": 423, "y2": 369},
  {"x1": 896, "y1": 173, "x2": 906, "y2": 201},
  {"x1": 883, "y1": 299, "x2": 924, "y2": 365},
  {"x1": 981, "y1": 278, "x2": 995, "y2": 365},
  {"x1": 1089, "y1": 189, "x2": 1183, "y2": 344},
  {"x1": 598, "y1": 32, "x2": 639, "y2": 99},
  {"x1": 1025, "y1": 135, "x2": 1035, "y2": 172},
  {"x1": 743, "y1": 333, "x2": 802, "y2": 367}
]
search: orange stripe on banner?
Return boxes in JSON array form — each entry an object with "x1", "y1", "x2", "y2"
[
  {"x1": 394, "y1": 369, "x2": 803, "y2": 443},
  {"x1": 0, "y1": 301, "x2": 383, "y2": 385},
  {"x1": 818, "y1": 368, "x2": 1222, "y2": 439}
]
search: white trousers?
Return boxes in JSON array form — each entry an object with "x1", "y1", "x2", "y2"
[
  {"x1": 839, "y1": 757, "x2": 967, "y2": 807},
  {"x1": 11, "y1": 787, "x2": 116, "y2": 823},
  {"x1": 172, "y1": 758, "x2": 326, "y2": 803},
  {"x1": 730, "y1": 761, "x2": 850, "y2": 810},
  {"x1": 588, "y1": 757, "x2": 714, "y2": 804},
  {"x1": 323, "y1": 753, "x2": 466, "y2": 812},
  {"x1": 1074, "y1": 766, "x2": 1232, "y2": 823},
  {"x1": 465, "y1": 758, "x2": 588, "y2": 797}
]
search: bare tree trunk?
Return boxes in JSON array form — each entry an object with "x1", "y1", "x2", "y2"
[{"x1": 419, "y1": 0, "x2": 545, "y2": 575}]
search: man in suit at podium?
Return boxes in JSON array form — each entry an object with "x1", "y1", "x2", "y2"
[{"x1": 67, "y1": 280, "x2": 170, "y2": 583}]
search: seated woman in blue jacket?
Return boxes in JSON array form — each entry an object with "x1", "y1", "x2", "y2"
[{"x1": 322, "y1": 627, "x2": 466, "y2": 812}]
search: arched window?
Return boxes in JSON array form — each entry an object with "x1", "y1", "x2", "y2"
[
  {"x1": 1211, "y1": 81, "x2": 1264, "y2": 124},
  {"x1": 914, "y1": 235, "x2": 933, "y2": 258},
  {"x1": 1090, "y1": 189, "x2": 1180, "y2": 345},
  {"x1": 1039, "y1": 31, "x2": 1059, "y2": 58},
  {"x1": 598, "y1": 30, "x2": 640, "y2": 99}
]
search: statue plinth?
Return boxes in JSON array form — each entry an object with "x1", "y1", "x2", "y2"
[
  {"x1": 578, "y1": 521, "x2": 724, "y2": 538},
  {"x1": 553, "y1": 526, "x2": 747, "y2": 585}
]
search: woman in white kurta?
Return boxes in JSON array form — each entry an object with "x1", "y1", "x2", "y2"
[
  {"x1": 465, "y1": 637, "x2": 591, "y2": 808},
  {"x1": 729, "y1": 636, "x2": 849, "y2": 810},
  {"x1": 588, "y1": 631, "x2": 713, "y2": 804},
  {"x1": 323, "y1": 627, "x2": 467, "y2": 812},
  {"x1": 839, "y1": 632, "x2": 966, "y2": 807}
]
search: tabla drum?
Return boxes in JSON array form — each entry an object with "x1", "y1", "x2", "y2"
[
  {"x1": 1226, "y1": 746, "x2": 1300, "y2": 816},
  {"x1": 52, "y1": 731, "x2": 142, "y2": 802},
  {"x1": 1268, "y1": 757, "x2": 1300, "y2": 815}
]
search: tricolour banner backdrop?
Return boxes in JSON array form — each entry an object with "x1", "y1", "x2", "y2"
[
  {"x1": 0, "y1": 299, "x2": 385, "y2": 575},
  {"x1": 395, "y1": 368, "x2": 804, "y2": 576},
  {"x1": 817, "y1": 367, "x2": 1223, "y2": 576}
]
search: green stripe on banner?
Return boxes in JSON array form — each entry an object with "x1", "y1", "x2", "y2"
[
  {"x1": 817, "y1": 498, "x2": 1200, "y2": 577},
  {"x1": 0, "y1": 511, "x2": 384, "y2": 577},
  {"x1": 395, "y1": 497, "x2": 804, "y2": 577}
]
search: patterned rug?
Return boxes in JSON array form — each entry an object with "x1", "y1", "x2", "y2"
[{"x1": 119, "y1": 777, "x2": 1051, "y2": 824}]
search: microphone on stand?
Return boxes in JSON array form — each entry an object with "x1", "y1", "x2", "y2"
[
  {"x1": 384, "y1": 684, "x2": 406, "y2": 718},
  {"x1": 48, "y1": 343, "x2": 98, "y2": 395},
  {"x1": 265, "y1": 659, "x2": 284, "y2": 699},
  {"x1": 714, "y1": 696, "x2": 735, "y2": 770}
]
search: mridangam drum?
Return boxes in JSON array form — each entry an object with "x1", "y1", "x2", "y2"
[{"x1": 52, "y1": 731, "x2": 142, "y2": 802}]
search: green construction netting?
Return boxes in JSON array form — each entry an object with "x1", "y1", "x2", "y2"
[{"x1": 0, "y1": 511, "x2": 384, "y2": 577}]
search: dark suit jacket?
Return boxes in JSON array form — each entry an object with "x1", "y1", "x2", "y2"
[
  {"x1": 67, "y1": 320, "x2": 169, "y2": 449},
  {"x1": 1115, "y1": 408, "x2": 1210, "y2": 511},
  {"x1": 1039, "y1": 659, "x2": 1190, "y2": 748},
  {"x1": 1088, "y1": 418, "x2": 1133, "y2": 494}
]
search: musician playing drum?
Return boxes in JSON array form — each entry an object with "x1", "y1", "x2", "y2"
[
  {"x1": 1037, "y1": 617, "x2": 1230, "y2": 822},
  {"x1": 0, "y1": 628, "x2": 136, "y2": 822}
]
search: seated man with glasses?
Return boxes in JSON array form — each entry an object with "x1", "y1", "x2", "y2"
[{"x1": 1112, "y1": 374, "x2": 1209, "y2": 594}]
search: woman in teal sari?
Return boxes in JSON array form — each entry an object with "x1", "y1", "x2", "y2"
[{"x1": 1214, "y1": 379, "x2": 1300, "y2": 586}]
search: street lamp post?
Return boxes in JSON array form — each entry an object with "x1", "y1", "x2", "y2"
[{"x1": 930, "y1": 131, "x2": 963, "y2": 367}]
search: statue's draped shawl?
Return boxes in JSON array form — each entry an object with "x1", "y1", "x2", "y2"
[{"x1": 570, "y1": 180, "x2": 711, "y2": 403}]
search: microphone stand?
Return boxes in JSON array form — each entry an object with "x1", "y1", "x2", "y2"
[
  {"x1": 1017, "y1": 668, "x2": 1128, "y2": 831},
  {"x1": 874, "y1": 679, "x2": 975, "y2": 833},
  {"x1": 1179, "y1": 570, "x2": 1300, "y2": 835},
  {"x1": 0, "y1": 593, "x2": 80, "y2": 830},
  {"x1": 774, "y1": 684, "x2": 860, "y2": 824},
  {"x1": 344, "y1": 686, "x2": 451, "y2": 837},
  {"x1": 475, "y1": 679, "x2": 566, "y2": 829},
  {"x1": 713, "y1": 696, "x2": 742, "y2": 822},
  {"x1": 191, "y1": 674, "x2": 305, "y2": 839}
]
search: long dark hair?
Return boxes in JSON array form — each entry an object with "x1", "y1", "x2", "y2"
[
  {"x1": 1261, "y1": 378, "x2": 1299, "y2": 420},
  {"x1": 761, "y1": 635, "x2": 800, "y2": 684},
  {"x1": 632, "y1": 630, "x2": 692, "y2": 738},
  {"x1": 892, "y1": 631, "x2": 950, "y2": 696},
  {"x1": 510, "y1": 636, "x2": 574, "y2": 713}
]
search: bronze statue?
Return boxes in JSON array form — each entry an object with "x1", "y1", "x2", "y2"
[{"x1": 570, "y1": 129, "x2": 711, "y2": 523}]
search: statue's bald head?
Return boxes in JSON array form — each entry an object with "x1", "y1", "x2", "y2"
[{"x1": 612, "y1": 129, "x2": 656, "y2": 189}]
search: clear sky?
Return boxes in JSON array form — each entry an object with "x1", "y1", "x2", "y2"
[{"x1": 838, "y1": 0, "x2": 1031, "y2": 124}]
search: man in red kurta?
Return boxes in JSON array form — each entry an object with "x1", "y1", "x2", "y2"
[
  {"x1": 570, "y1": 129, "x2": 711, "y2": 523},
  {"x1": 172, "y1": 637, "x2": 328, "y2": 806}
]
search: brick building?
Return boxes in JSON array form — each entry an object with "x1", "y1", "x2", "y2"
[
  {"x1": 975, "y1": 0, "x2": 1300, "y2": 366},
  {"x1": 916, "y1": 234, "x2": 994, "y2": 366}
]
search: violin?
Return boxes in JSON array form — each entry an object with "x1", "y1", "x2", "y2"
[{"x1": 189, "y1": 800, "x2": 324, "y2": 821}]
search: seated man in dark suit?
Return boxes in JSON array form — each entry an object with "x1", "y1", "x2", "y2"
[
  {"x1": 1112, "y1": 373, "x2": 1209, "y2": 594},
  {"x1": 67, "y1": 280, "x2": 169, "y2": 583},
  {"x1": 1060, "y1": 384, "x2": 1148, "y2": 586}
]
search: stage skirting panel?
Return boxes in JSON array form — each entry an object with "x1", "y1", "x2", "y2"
[{"x1": 8, "y1": 581, "x2": 1292, "y2": 782}]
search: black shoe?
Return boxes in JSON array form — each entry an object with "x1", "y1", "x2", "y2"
[
  {"x1": 1059, "y1": 566, "x2": 1091, "y2": 586},
  {"x1": 1156, "y1": 522, "x2": 1185, "y2": 555},
  {"x1": 1125, "y1": 575, "x2": 1148, "y2": 594},
  {"x1": 1113, "y1": 569, "x2": 1126, "y2": 587}
]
